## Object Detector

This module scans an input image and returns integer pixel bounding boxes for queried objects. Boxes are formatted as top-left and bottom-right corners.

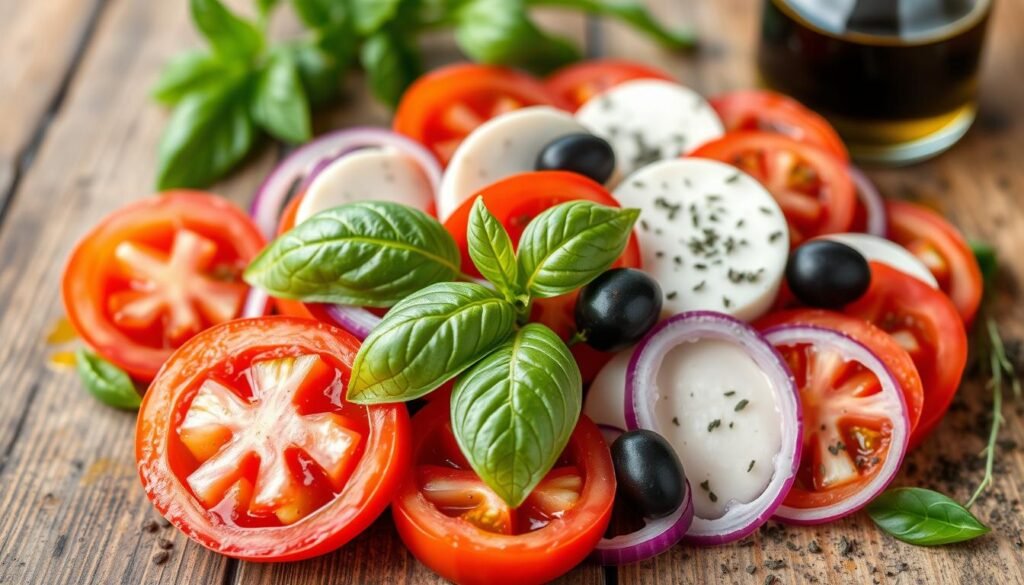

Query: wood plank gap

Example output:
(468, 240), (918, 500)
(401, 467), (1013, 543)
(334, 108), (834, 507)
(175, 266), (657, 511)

(0, 0), (112, 230)
(0, 380), (38, 475)
(603, 566), (617, 585)
(223, 557), (240, 585)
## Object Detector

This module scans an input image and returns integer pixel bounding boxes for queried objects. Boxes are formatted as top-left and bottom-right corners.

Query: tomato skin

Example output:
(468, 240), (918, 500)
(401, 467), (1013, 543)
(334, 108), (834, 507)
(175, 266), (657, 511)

(843, 262), (968, 448)
(545, 59), (674, 110)
(886, 200), (982, 325)
(709, 90), (849, 161)
(136, 317), (410, 561)
(272, 194), (316, 319)
(393, 401), (614, 585)
(62, 191), (266, 381)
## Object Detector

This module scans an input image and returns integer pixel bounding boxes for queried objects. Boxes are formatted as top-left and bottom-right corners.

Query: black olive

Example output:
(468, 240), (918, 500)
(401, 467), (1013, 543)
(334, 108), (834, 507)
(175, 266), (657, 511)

(611, 430), (687, 519)
(786, 240), (871, 309)
(575, 268), (662, 352)
(535, 133), (616, 184)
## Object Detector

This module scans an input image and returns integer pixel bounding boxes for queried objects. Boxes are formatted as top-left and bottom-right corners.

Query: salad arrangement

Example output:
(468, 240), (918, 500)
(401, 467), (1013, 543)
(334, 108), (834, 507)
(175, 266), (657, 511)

(62, 55), (1011, 582)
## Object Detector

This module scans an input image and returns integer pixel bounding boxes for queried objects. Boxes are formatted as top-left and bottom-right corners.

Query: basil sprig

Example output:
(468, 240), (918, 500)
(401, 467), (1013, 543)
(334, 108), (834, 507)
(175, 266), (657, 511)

(868, 488), (990, 546)
(154, 0), (694, 188)
(467, 198), (527, 308)
(75, 350), (142, 410)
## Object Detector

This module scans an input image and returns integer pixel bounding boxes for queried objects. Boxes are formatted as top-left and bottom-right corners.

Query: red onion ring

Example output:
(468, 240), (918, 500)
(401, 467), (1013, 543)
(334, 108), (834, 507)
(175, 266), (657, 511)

(320, 303), (383, 341)
(594, 479), (694, 565)
(625, 311), (801, 545)
(849, 165), (887, 238)
(762, 324), (909, 525)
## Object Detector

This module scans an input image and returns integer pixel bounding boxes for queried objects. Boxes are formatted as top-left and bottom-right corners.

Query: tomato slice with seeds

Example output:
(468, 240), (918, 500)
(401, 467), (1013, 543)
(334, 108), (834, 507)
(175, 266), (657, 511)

(393, 64), (566, 165)
(545, 59), (674, 111)
(137, 317), (410, 561)
(886, 200), (983, 325)
(62, 191), (266, 380)
(691, 131), (856, 246)
(393, 401), (614, 585)
(843, 262), (968, 448)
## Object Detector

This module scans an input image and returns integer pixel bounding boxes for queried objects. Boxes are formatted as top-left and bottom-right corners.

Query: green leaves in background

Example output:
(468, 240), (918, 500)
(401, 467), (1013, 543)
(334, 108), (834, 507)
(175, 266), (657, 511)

(451, 323), (582, 507)
(151, 51), (242, 105)
(75, 350), (142, 410)
(251, 50), (311, 143)
(454, 0), (579, 74)
(867, 488), (990, 546)
(467, 198), (525, 306)
(191, 0), (264, 60)
(360, 28), (424, 107)
(347, 282), (516, 403)
(244, 201), (461, 306)
(527, 0), (696, 50)
(518, 200), (639, 298)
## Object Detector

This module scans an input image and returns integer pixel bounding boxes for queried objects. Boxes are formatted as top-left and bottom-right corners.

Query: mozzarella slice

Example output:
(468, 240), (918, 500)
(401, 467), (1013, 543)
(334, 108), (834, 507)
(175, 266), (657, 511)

(575, 79), (724, 179)
(613, 159), (789, 321)
(296, 147), (435, 223)
(583, 348), (633, 434)
(818, 233), (939, 289)
(436, 106), (589, 220)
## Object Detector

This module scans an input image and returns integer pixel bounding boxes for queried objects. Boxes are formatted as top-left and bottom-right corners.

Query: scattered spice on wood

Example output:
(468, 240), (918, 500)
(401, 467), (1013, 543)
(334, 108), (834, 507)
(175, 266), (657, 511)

(808, 540), (822, 554)
(157, 538), (174, 550)
(746, 564), (757, 575)
(838, 536), (856, 557)
(151, 551), (170, 565)
(765, 559), (786, 570)
(142, 520), (160, 534)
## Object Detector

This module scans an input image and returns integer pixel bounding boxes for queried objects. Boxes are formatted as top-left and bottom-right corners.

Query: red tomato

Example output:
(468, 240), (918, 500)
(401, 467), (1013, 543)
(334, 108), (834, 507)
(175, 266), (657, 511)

(62, 191), (266, 381)
(710, 90), (849, 161)
(756, 309), (925, 438)
(270, 194), (317, 319)
(394, 64), (566, 165)
(844, 262), (968, 447)
(545, 59), (674, 111)
(392, 400), (614, 585)
(886, 200), (983, 325)
(136, 317), (410, 561)
(443, 171), (642, 381)
(691, 131), (857, 246)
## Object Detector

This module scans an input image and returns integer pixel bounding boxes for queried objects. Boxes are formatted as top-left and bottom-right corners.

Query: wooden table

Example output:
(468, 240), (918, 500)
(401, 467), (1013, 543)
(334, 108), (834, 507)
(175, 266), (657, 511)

(1, 0), (1022, 583)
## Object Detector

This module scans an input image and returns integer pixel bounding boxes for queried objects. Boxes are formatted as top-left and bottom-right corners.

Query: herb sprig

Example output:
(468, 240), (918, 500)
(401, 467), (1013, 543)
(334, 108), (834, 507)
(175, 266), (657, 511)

(154, 0), (695, 189)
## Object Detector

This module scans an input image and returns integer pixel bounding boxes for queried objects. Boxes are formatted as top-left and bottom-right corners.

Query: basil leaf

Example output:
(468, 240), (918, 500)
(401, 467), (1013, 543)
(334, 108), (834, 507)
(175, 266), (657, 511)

(347, 282), (516, 403)
(518, 201), (640, 298)
(454, 0), (579, 74)
(244, 201), (461, 306)
(451, 323), (581, 507)
(468, 198), (524, 304)
(75, 350), (142, 410)
(867, 488), (990, 546)
(526, 0), (696, 50)
(190, 0), (264, 61)
(152, 51), (240, 105)
(971, 240), (998, 292)
(290, 0), (347, 26)
(251, 51), (311, 143)
(256, 0), (280, 18)
(351, 0), (403, 35)
(360, 28), (423, 108)
(156, 79), (255, 190)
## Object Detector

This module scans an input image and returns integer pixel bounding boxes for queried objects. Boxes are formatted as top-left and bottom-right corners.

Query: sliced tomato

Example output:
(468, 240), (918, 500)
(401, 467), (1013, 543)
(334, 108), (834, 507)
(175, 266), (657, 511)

(393, 400), (614, 585)
(843, 262), (968, 447)
(756, 309), (925, 440)
(62, 191), (266, 381)
(691, 131), (856, 246)
(710, 90), (849, 161)
(443, 171), (642, 381)
(886, 200), (982, 325)
(137, 317), (410, 561)
(393, 64), (566, 165)
(545, 59), (674, 111)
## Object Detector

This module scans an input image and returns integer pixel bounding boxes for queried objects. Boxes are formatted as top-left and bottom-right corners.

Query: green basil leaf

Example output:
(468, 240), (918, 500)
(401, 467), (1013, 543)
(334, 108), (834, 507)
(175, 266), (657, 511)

(290, 0), (347, 26)
(190, 0), (264, 60)
(151, 51), (240, 105)
(251, 51), (311, 143)
(351, 0), (403, 35)
(526, 0), (696, 50)
(518, 201), (639, 298)
(867, 488), (990, 546)
(451, 323), (581, 507)
(347, 282), (516, 403)
(244, 201), (461, 306)
(156, 79), (255, 190)
(467, 197), (524, 304)
(75, 349), (142, 410)
(970, 240), (997, 292)
(256, 0), (280, 18)
(454, 0), (580, 74)
(360, 28), (423, 108)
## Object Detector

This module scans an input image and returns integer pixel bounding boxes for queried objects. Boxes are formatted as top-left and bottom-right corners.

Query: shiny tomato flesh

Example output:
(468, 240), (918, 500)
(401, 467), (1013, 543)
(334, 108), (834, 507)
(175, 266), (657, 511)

(392, 400), (614, 585)
(62, 191), (266, 380)
(137, 317), (410, 561)
(691, 131), (856, 246)
(545, 59), (674, 111)
(393, 64), (566, 165)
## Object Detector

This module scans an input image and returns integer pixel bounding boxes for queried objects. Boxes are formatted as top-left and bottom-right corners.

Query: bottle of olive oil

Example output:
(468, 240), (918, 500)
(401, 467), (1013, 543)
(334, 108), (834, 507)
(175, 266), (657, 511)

(758, 0), (991, 165)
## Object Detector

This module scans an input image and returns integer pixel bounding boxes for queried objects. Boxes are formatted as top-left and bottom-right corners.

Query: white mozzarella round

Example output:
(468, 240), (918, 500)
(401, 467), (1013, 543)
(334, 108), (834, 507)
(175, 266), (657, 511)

(818, 233), (939, 289)
(436, 106), (589, 220)
(583, 348), (633, 434)
(296, 147), (435, 223)
(575, 79), (724, 179)
(613, 158), (789, 321)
